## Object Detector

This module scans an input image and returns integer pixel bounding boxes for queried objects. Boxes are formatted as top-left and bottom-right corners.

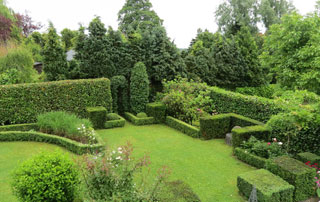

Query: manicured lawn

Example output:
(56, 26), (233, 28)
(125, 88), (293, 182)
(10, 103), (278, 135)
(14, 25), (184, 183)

(0, 142), (69, 202)
(98, 122), (255, 202)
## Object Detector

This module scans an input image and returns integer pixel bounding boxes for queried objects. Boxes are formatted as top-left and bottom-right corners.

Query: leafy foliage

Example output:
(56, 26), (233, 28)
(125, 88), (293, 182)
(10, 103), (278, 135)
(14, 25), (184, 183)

(111, 75), (129, 114)
(11, 151), (80, 202)
(261, 13), (320, 94)
(60, 28), (77, 50)
(130, 62), (149, 114)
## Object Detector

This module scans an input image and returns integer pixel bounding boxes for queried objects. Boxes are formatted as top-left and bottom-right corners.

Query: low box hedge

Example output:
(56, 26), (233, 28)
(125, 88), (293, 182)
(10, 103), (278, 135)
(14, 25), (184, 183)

(266, 156), (316, 202)
(0, 131), (104, 155)
(105, 113), (125, 129)
(146, 102), (166, 123)
(295, 152), (320, 166)
(124, 112), (155, 126)
(86, 106), (107, 129)
(237, 169), (294, 202)
(234, 147), (268, 169)
(166, 116), (200, 138)
(0, 78), (112, 125)
(199, 113), (264, 140)
(0, 123), (38, 132)
(232, 125), (270, 148)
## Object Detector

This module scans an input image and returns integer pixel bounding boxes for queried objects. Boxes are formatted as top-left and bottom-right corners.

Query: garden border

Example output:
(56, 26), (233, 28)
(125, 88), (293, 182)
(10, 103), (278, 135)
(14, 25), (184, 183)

(124, 112), (155, 126)
(166, 116), (200, 138)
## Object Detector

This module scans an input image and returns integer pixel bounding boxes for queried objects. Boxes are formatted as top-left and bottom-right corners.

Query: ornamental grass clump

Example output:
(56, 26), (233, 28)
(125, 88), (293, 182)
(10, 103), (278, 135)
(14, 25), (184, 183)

(37, 111), (96, 144)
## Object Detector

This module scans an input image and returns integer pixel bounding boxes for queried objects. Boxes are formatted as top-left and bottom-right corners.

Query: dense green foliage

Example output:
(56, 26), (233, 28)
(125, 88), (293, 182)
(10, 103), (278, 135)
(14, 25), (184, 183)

(111, 75), (129, 114)
(146, 102), (166, 123)
(0, 123), (37, 132)
(124, 112), (155, 126)
(235, 85), (275, 99)
(105, 113), (125, 129)
(296, 152), (320, 165)
(266, 156), (316, 201)
(165, 116), (200, 138)
(42, 24), (68, 81)
(0, 48), (37, 84)
(37, 111), (94, 143)
(232, 125), (270, 148)
(130, 62), (149, 114)
(60, 28), (77, 50)
(0, 131), (104, 154)
(261, 13), (320, 94)
(86, 107), (107, 129)
(11, 151), (80, 202)
(237, 169), (294, 202)
(234, 147), (267, 169)
(0, 78), (112, 125)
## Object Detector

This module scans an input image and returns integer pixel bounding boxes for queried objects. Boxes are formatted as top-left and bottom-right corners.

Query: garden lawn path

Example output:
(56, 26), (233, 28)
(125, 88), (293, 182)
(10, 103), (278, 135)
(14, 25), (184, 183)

(97, 122), (255, 202)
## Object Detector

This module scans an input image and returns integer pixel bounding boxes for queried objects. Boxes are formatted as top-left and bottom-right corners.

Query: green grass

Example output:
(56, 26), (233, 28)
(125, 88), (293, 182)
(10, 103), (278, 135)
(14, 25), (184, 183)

(98, 122), (255, 202)
(0, 142), (69, 202)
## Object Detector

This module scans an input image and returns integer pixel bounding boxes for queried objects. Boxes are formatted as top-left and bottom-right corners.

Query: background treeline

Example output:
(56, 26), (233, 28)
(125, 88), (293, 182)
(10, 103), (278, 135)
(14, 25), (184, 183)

(2, 0), (320, 95)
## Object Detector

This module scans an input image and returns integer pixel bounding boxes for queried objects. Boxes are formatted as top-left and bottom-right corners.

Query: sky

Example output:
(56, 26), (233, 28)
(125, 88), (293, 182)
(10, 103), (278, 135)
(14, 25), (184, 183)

(6, 0), (319, 48)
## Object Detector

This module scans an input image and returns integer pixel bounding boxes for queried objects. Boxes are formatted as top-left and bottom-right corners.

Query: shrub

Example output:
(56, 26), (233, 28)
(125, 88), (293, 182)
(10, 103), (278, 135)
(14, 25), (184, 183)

(111, 75), (129, 114)
(0, 78), (112, 125)
(86, 106), (107, 129)
(105, 113), (125, 129)
(235, 85), (275, 99)
(0, 131), (104, 154)
(130, 62), (149, 114)
(124, 112), (155, 126)
(234, 148), (267, 169)
(232, 125), (270, 148)
(77, 142), (170, 201)
(37, 111), (95, 144)
(200, 114), (230, 140)
(0, 123), (38, 132)
(266, 156), (316, 201)
(237, 169), (294, 202)
(166, 116), (200, 138)
(159, 77), (215, 124)
(0, 47), (38, 84)
(296, 152), (320, 166)
(146, 102), (166, 123)
(137, 112), (148, 118)
(11, 151), (80, 202)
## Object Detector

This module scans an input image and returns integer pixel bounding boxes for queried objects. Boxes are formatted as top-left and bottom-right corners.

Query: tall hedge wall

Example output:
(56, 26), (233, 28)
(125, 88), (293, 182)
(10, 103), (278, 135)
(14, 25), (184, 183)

(209, 87), (288, 122)
(0, 78), (112, 124)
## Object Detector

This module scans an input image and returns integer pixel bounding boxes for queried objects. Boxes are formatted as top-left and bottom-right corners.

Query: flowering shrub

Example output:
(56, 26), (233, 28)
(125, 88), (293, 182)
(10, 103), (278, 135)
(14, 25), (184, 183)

(77, 142), (171, 201)
(77, 124), (97, 145)
(305, 161), (320, 197)
(241, 136), (286, 159)
(158, 77), (215, 124)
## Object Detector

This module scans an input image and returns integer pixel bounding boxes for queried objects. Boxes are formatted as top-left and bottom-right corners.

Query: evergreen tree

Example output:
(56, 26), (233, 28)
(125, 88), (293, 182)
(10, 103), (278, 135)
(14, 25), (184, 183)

(130, 62), (149, 114)
(61, 28), (77, 50)
(42, 23), (68, 81)
(118, 0), (162, 34)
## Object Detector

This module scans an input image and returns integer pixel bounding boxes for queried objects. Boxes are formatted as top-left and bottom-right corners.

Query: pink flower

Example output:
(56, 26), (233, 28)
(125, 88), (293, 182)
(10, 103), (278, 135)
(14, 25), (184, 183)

(267, 142), (271, 145)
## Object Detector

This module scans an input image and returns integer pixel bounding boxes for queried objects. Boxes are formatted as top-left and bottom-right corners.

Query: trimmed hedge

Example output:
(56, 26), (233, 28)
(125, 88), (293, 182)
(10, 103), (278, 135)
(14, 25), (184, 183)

(266, 156), (316, 202)
(296, 152), (320, 165)
(146, 102), (166, 123)
(105, 113), (125, 129)
(209, 87), (287, 122)
(166, 116), (200, 138)
(0, 131), (104, 155)
(237, 169), (294, 202)
(234, 147), (267, 169)
(0, 123), (38, 132)
(200, 114), (230, 139)
(232, 125), (270, 148)
(0, 78), (112, 125)
(200, 113), (265, 140)
(86, 107), (107, 129)
(124, 112), (155, 126)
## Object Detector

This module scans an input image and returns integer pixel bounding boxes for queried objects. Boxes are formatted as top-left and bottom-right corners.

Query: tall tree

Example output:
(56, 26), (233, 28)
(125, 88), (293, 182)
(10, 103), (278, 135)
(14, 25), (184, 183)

(42, 24), (68, 81)
(215, 0), (260, 35)
(118, 0), (162, 34)
(259, 0), (295, 29)
(61, 28), (77, 50)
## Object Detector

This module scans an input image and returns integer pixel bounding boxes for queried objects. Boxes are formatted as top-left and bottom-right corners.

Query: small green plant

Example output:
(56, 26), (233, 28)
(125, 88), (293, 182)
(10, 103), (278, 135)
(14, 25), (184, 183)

(241, 136), (286, 159)
(137, 112), (148, 118)
(77, 142), (171, 201)
(37, 111), (95, 144)
(106, 113), (121, 120)
(11, 151), (80, 202)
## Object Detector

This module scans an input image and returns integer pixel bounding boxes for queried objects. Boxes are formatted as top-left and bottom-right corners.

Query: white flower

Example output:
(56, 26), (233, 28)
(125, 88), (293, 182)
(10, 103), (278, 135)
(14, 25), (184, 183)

(112, 151), (116, 154)
(278, 142), (283, 145)
(116, 156), (122, 160)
